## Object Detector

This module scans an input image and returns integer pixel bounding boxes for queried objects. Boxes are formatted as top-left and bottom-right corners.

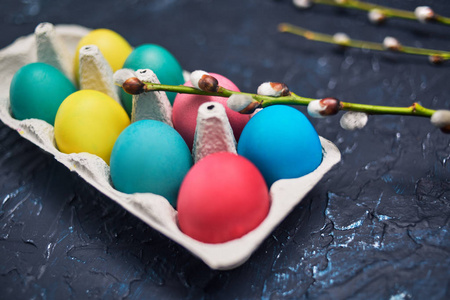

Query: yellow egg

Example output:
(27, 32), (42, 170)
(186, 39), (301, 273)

(73, 28), (133, 84)
(54, 90), (130, 164)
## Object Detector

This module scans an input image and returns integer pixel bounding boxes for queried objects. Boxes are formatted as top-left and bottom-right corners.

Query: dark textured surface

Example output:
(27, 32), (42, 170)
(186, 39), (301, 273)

(0, 0), (449, 299)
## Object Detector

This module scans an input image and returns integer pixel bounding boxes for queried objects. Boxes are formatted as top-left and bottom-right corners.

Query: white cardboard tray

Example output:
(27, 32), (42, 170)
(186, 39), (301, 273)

(0, 24), (341, 270)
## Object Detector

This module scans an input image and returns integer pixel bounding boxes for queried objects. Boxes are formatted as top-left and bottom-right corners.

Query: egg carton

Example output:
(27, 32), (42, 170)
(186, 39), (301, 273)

(0, 24), (341, 270)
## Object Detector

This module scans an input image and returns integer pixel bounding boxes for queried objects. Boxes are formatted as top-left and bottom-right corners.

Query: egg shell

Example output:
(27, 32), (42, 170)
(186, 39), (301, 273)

(172, 73), (250, 150)
(121, 44), (185, 114)
(54, 90), (130, 164)
(177, 152), (270, 244)
(9, 62), (76, 125)
(237, 105), (323, 186)
(73, 28), (133, 84)
(110, 120), (193, 207)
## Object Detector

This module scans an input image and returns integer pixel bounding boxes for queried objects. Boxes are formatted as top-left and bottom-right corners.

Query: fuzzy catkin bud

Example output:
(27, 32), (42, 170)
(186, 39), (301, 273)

(415, 6), (435, 23)
(293, 0), (313, 9)
(257, 82), (290, 97)
(383, 37), (401, 51)
(332, 33), (350, 46)
(429, 55), (445, 65)
(308, 98), (341, 118)
(190, 70), (209, 89)
(430, 110), (450, 133)
(227, 94), (261, 114)
(368, 9), (386, 24)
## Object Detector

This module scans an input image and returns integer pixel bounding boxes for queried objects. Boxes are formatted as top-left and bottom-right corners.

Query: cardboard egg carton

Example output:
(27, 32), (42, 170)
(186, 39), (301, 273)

(0, 24), (341, 270)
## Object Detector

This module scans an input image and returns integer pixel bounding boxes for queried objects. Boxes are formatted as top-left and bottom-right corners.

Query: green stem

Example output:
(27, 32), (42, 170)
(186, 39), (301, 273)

(261, 97), (435, 117)
(144, 83), (316, 105)
(315, 0), (415, 19)
(141, 82), (436, 117)
(278, 23), (450, 59)
(312, 0), (450, 24)
(435, 14), (450, 25)
(339, 102), (435, 117)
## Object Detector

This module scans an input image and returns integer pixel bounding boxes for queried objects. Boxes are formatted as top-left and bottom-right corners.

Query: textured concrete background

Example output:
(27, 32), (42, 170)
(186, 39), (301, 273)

(0, 0), (449, 299)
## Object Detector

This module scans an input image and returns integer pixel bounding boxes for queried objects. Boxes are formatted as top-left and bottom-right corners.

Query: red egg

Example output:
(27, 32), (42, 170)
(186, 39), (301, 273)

(177, 152), (270, 244)
(172, 73), (250, 150)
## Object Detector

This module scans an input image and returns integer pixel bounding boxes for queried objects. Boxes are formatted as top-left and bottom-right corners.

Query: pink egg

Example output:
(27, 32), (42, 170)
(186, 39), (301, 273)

(172, 73), (250, 150)
(177, 152), (270, 244)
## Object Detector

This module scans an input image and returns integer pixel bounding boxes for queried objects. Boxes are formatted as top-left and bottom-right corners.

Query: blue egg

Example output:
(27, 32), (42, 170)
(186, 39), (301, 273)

(110, 120), (193, 207)
(237, 105), (323, 186)
(9, 62), (76, 125)
(121, 44), (185, 115)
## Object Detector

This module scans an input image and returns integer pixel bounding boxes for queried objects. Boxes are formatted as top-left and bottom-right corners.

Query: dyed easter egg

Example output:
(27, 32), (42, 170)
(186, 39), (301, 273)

(73, 28), (133, 84)
(177, 152), (270, 244)
(54, 90), (130, 164)
(110, 120), (193, 207)
(172, 73), (250, 150)
(237, 105), (322, 187)
(9, 62), (76, 125)
(121, 44), (185, 114)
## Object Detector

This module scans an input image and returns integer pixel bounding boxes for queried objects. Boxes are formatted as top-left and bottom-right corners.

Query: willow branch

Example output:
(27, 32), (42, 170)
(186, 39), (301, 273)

(309, 0), (450, 25)
(278, 23), (450, 61)
(141, 82), (436, 118)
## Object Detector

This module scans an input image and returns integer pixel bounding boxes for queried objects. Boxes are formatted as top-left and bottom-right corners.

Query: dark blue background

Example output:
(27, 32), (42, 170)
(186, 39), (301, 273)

(0, 0), (449, 299)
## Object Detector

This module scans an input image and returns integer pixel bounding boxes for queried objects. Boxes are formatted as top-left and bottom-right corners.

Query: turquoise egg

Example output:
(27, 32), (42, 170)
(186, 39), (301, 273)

(110, 120), (193, 207)
(237, 105), (323, 187)
(9, 62), (76, 125)
(121, 44), (185, 115)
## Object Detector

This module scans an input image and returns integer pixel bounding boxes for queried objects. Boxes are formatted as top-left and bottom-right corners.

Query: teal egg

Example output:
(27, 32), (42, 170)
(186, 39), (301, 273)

(110, 120), (193, 207)
(237, 105), (323, 187)
(9, 62), (76, 125)
(121, 44), (185, 115)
